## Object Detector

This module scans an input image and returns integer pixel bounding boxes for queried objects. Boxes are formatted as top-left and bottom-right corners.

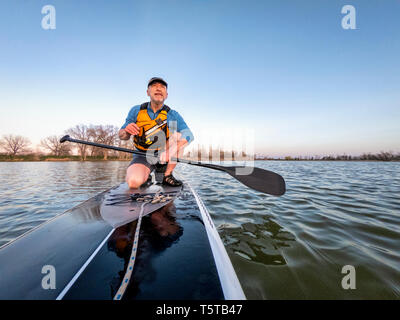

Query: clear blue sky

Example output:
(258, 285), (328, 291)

(1, 0), (399, 157)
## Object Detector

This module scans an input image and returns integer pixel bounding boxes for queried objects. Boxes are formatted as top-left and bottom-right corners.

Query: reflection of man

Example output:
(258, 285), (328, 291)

(108, 202), (183, 258)
(119, 77), (194, 188)
(108, 202), (183, 297)
(108, 202), (182, 258)
(149, 203), (182, 239)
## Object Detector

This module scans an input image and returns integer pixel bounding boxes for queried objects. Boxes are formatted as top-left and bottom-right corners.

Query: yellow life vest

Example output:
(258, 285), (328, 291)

(133, 103), (170, 151)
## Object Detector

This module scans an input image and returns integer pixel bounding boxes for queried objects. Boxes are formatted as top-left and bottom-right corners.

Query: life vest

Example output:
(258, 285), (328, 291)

(133, 102), (170, 151)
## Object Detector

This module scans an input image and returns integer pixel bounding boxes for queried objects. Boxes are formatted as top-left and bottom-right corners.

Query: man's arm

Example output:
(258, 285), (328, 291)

(119, 106), (141, 140)
(119, 129), (131, 140)
(119, 123), (140, 140)
(167, 110), (194, 144)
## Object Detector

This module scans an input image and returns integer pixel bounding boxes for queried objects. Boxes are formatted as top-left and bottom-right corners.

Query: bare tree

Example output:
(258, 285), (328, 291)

(0, 134), (31, 157)
(377, 151), (394, 161)
(116, 138), (134, 160)
(40, 135), (71, 156)
(66, 124), (90, 160)
(88, 125), (119, 160)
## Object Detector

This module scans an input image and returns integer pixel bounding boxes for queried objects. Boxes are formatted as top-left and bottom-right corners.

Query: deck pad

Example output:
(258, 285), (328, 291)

(100, 183), (181, 228)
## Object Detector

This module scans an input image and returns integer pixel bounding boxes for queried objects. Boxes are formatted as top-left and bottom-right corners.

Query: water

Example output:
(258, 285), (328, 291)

(0, 161), (399, 299)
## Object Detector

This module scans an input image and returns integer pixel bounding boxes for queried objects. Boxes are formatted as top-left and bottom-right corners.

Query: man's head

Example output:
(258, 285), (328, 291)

(147, 77), (168, 105)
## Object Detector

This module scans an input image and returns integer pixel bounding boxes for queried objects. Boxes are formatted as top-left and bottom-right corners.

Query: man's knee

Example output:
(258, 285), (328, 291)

(126, 175), (146, 189)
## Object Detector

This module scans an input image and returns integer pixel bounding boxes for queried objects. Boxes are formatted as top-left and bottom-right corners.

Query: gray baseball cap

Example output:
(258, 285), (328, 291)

(147, 77), (168, 88)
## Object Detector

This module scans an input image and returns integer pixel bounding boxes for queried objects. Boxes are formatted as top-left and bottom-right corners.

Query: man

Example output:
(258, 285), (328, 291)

(119, 77), (194, 189)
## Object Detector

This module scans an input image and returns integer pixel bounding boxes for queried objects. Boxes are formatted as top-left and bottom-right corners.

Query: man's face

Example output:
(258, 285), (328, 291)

(147, 82), (168, 104)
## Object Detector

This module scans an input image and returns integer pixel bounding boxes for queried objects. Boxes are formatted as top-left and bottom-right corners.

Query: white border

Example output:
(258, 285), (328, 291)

(188, 184), (246, 300)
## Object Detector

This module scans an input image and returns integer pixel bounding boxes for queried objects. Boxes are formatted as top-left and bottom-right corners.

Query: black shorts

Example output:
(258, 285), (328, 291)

(129, 153), (168, 174)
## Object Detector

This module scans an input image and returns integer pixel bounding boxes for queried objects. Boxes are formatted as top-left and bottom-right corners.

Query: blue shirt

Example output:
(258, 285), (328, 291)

(121, 103), (194, 144)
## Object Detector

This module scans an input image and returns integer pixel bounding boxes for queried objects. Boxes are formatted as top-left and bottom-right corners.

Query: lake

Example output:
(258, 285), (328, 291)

(0, 161), (399, 299)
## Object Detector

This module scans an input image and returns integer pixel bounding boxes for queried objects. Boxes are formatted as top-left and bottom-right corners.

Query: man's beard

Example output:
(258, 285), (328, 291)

(152, 96), (164, 105)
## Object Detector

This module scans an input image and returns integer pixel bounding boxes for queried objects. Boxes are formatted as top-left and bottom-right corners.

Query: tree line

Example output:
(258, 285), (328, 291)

(1, 127), (399, 162)
(256, 152), (400, 161)
(0, 125), (133, 161)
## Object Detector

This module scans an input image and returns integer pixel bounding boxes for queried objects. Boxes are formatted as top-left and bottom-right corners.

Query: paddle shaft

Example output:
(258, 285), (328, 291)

(62, 135), (163, 159)
(61, 135), (229, 169)
(60, 135), (286, 196)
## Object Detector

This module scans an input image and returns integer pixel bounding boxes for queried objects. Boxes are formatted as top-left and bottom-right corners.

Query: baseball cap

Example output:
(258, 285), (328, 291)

(148, 77), (168, 88)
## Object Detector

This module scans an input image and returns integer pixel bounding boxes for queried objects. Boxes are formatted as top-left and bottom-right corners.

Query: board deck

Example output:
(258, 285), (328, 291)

(0, 182), (238, 300)
(62, 184), (224, 300)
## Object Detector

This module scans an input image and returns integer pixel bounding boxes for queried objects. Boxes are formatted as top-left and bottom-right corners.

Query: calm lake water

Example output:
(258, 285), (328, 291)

(0, 161), (399, 299)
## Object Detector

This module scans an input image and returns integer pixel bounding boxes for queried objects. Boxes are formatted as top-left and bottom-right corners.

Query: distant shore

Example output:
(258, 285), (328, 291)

(1, 155), (399, 162)
(0, 155), (130, 162)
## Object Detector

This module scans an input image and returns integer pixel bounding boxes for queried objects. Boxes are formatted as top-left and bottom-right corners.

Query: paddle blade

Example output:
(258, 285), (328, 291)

(225, 166), (286, 196)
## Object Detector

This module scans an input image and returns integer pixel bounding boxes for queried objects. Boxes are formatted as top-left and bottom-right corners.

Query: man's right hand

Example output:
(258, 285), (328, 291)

(125, 123), (140, 136)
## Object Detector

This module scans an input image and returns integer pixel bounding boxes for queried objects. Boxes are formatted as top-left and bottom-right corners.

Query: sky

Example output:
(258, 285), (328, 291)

(0, 0), (399, 157)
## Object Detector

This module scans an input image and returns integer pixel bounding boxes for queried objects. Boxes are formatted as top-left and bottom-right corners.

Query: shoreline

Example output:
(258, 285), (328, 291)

(0, 158), (399, 163)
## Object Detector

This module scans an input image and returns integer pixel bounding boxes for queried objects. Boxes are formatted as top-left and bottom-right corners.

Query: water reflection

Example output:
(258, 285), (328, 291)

(220, 217), (295, 266)
(107, 202), (183, 299)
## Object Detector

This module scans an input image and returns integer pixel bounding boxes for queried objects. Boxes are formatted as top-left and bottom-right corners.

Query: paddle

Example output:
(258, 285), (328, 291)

(60, 135), (286, 196)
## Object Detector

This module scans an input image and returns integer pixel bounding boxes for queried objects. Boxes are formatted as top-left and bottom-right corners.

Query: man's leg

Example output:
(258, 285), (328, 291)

(164, 131), (182, 176)
(164, 162), (176, 176)
(162, 161), (182, 186)
(126, 163), (151, 189)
